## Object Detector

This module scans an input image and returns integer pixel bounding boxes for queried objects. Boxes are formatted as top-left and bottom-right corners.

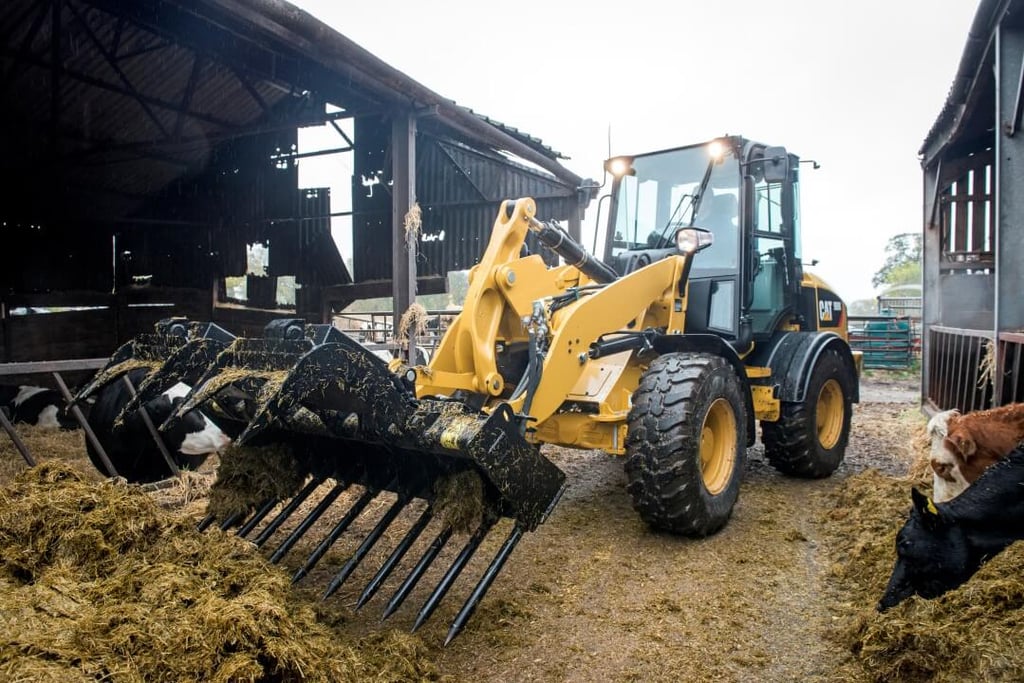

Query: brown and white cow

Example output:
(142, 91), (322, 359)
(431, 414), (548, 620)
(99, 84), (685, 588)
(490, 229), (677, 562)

(928, 403), (1024, 502)
(927, 409), (964, 502)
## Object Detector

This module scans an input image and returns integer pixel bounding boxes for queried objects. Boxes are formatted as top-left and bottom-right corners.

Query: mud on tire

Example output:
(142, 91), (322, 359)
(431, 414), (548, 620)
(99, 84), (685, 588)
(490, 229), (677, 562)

(624, 352), (747, 536)
(761, 347), (853, 478)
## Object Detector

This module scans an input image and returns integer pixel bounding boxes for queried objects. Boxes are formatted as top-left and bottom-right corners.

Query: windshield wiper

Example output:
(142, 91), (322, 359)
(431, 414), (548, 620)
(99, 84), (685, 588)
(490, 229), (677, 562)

(653, 156), (718, 247)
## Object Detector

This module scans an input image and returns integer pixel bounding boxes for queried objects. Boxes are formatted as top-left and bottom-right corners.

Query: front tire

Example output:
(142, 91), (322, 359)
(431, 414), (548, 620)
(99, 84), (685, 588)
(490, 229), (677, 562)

(761, 346), (853, 478)
(624, 353), (747, 536)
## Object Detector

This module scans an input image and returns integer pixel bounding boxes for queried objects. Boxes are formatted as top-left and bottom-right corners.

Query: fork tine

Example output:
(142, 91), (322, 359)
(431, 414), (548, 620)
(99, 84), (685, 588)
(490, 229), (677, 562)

(218, 511), (245, 531)
(269, 480), (348, 564)
(355, 506), (433, 609)
(411, 518), (495, 633)
(197, 513), (216, 532)
(381, 524), (453, 622)
(445, 523), (525, 645)
(253, 476), (323, 548)
(236, 498), (278, 538)
(291, 486), (377, 584)
(323, 493), (408, 599)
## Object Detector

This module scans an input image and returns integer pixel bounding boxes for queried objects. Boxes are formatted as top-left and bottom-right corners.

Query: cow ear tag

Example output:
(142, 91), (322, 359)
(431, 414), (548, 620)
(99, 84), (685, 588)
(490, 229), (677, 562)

(911, 488), (938, 516)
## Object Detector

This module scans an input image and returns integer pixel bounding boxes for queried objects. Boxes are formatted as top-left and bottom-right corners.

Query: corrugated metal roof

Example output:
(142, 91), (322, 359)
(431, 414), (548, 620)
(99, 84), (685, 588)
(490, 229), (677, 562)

(0, 0), (583, 215)
(920, 0), (1013, 164)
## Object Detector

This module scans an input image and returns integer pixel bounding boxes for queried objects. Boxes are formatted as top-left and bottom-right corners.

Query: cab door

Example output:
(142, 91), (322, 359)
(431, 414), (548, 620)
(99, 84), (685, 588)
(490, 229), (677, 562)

(745, 147), (801, 338)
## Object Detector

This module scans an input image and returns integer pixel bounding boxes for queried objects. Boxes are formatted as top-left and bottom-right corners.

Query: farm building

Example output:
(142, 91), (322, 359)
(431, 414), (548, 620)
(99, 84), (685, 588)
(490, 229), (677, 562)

(0, 0), (590, 378)
(922, 0), (1024, 411)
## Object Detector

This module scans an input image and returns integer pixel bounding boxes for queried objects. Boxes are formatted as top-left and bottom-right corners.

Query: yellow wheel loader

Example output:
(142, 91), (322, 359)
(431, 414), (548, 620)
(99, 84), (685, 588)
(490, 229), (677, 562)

(77, 135), (858, 643)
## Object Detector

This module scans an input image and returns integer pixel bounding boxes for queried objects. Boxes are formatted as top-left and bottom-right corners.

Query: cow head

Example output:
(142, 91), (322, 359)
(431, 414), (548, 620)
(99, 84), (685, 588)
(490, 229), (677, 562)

(944, 428), (977, 461)
(144, 394), (230, 456)
(928, 409), (967, 502)
(878, 488), (977, 611)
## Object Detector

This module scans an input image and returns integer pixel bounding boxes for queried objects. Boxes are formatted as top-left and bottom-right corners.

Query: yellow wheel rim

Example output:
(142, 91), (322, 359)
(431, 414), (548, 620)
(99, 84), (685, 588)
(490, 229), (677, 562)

(816, 379), (844, 450)
(700, 398), (737, 494)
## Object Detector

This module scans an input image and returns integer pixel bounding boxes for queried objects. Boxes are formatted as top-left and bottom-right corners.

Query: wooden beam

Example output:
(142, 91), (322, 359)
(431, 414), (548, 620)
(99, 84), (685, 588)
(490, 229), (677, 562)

(322, 276), (446, 313)
(0, 358), (108, 376)
(391, 112), (417, 361)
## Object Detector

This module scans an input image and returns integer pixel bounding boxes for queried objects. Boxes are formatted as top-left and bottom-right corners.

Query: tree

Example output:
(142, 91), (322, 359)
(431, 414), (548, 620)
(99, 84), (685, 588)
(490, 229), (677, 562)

(872, 233), (921, 289)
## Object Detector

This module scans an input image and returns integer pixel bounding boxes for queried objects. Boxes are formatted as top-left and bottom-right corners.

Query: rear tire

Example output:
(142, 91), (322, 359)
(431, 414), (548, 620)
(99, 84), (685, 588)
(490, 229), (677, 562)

(761, 347), (853, 478)
(624, 353), (747, 536)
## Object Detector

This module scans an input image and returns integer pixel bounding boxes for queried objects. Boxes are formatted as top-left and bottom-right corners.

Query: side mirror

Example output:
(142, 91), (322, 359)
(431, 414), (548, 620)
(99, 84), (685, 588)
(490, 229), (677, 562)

(762, 146), (790, 183)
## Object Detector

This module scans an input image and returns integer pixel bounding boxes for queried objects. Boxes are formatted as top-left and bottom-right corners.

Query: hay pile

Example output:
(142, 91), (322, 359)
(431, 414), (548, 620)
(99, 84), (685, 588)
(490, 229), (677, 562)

(433, 469), (485, 534)
(206, 443), (305, 521)
(0, 425), (94, 487)
(0, 464), (446, 682)
(825, 468), (1024, 681)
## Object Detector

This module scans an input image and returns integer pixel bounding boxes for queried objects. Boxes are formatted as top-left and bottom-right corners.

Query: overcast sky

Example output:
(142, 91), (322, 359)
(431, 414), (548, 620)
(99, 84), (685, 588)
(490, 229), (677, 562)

(292, 0), (979, 303)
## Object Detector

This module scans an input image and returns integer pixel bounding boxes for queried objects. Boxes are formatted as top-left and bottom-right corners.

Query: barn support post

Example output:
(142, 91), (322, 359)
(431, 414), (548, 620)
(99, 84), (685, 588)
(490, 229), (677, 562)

(996, 22), (1024, 402)
(922, 161), (942, 409)
(391, 111), (417, 362)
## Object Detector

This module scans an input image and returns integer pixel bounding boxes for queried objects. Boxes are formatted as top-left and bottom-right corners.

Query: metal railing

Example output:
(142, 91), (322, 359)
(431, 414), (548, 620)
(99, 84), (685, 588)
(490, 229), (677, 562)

(925, 325), (994, 413)
(848, 315), (920, 369)
(332, 309), (459, 360)
(997, 331), (1024, 405)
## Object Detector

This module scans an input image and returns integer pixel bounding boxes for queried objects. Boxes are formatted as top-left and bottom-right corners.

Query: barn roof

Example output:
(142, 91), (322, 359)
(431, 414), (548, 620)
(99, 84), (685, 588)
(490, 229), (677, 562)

(0, 0), (585, 222)
(919, 0), (1023, 165)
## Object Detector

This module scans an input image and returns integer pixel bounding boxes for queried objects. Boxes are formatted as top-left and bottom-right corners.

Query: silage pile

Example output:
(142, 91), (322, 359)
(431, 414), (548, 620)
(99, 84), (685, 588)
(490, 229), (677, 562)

(0, 463), (445, 682)
(825, 466), (1024, 681)
(206, 443), (305, 521)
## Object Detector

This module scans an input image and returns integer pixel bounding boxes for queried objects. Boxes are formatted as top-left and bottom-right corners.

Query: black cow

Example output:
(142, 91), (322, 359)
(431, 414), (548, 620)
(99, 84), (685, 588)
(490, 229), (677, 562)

(0, 384), (77, 429)
(878, 445), (1024, 610)
(87, 368), (230, 482)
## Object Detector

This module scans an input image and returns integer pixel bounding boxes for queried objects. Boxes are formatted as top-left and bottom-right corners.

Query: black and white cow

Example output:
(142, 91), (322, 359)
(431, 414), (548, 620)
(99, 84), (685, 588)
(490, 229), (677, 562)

(0, 384), (77, 429)
(878, 445), (1024, 610)
(87, 368), (230, 482)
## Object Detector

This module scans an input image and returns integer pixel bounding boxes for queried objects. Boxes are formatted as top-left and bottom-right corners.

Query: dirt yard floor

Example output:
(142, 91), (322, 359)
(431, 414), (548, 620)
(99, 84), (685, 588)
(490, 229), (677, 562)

(4, 369), (1022, 682)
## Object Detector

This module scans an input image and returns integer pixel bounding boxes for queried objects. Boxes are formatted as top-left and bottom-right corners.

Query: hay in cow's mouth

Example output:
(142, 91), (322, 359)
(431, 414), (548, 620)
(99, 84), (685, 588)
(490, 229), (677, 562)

(824, 467), (1024, 682)
(0, 463), (444, 682)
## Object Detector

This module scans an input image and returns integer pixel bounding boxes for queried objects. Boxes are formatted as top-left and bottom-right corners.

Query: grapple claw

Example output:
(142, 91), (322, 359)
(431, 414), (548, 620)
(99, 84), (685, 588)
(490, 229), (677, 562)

(182, 316), (567, 643)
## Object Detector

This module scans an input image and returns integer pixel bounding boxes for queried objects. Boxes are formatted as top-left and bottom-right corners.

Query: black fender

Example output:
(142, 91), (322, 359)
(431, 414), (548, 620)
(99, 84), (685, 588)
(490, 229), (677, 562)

(756, 331), (860, 405)
(651, 334), (757, 447)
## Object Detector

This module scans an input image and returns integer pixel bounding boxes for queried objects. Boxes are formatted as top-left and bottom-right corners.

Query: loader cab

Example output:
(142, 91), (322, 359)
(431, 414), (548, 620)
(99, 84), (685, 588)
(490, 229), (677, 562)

(604, 137), (803, 346)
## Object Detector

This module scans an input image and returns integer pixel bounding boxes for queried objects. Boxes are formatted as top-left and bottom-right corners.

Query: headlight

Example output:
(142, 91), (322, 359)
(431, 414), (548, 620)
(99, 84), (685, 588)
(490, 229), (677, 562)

(675, 228), (714, 254)
(604, 156), (635, 177)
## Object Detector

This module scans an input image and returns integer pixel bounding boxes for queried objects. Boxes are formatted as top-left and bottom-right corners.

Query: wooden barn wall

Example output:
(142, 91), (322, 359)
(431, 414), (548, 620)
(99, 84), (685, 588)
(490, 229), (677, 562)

(0, 287), (210, 363)
(351, 116), (579, 282)
(123, 128), (300, 286)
